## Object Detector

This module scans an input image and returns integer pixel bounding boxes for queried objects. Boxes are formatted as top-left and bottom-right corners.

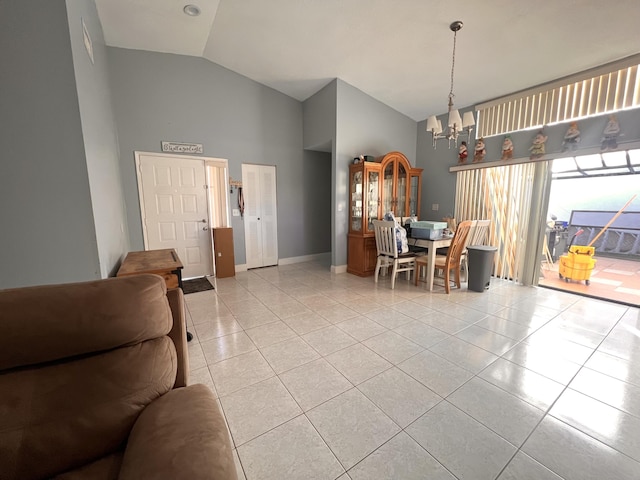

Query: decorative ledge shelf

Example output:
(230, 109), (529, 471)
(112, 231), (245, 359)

(448, 140), (640, 173)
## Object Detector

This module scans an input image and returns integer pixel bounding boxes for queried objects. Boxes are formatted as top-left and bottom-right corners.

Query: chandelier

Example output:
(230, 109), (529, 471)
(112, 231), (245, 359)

(426, 21), (475, 149)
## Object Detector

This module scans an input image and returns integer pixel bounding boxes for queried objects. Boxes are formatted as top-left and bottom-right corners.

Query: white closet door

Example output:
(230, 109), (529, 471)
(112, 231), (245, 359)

(259, 166), (278, 267)
(243, 165), (263, 269)
(242, 164), (278, 269)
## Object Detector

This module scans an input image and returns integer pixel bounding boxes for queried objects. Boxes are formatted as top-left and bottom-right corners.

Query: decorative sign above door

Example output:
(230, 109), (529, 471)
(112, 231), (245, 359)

(161, 141), (203, 154)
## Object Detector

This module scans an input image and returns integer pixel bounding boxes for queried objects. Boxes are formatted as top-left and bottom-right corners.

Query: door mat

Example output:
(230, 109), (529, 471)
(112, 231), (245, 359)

(182, 277), (214, 294)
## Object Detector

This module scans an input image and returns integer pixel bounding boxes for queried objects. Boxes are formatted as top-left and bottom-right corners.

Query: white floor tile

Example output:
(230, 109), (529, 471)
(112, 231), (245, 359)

(244, 320), (297, 348)
(334, 316), (388, 341)
(363, 331), (424, 365)
(237, 415), (344, 480)
(398, 350), (474, 397)
(479, 358), (565, 410)
(325, 343), (392, 385)
(364, 307), (414, 329)
(454, 325), (519, 356)
(357, 367), (441, 428)
(392, 320), (450, 348)
(200, 331), (257, 365)
(501, 342), (583, 385)
(584, 350), (640, 387)
(418, 311), (476, 334)
(259, 336), (320, 374)
(497, 451), (563, 480)
(281, 311), (331, 335)
(302, 326), (358, 356)
(307, 389), (401, 470)
(279, 358), (353, 411)
(474, 315), (535, 341)
(550, 388), (640, 462)
(348, 432), (455, 480)
(428, 336), (499, 373)
(209, 350), (275, 396)
(448, 377), (545, 446)
(220, 376), (302, 446)
(193, 316), (243, 342)
(522, 415), (640, 480)
(569, 367), (640, 418)
(185, 262), (639, 479)
(314, 303), (360, 323)
(406, 401), (516, 480)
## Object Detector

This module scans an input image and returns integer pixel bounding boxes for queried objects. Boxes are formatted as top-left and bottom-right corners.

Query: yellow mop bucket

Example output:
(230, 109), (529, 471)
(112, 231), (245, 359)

(559, 243), (596, 285)
(557, 195), (637, 286)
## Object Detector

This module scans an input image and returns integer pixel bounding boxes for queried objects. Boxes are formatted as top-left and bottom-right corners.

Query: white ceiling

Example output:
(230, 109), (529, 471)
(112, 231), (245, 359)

(96, 0), (640, 121)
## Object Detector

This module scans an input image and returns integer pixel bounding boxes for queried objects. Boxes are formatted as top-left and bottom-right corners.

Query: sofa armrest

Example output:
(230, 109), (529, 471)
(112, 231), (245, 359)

(119, 385), (237, 480)
(167, 288), (189, 388)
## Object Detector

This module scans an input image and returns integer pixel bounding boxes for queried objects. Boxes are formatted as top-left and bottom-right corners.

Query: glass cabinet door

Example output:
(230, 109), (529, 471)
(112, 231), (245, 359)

(396, 161), (407, 216)
(350, 170), (363, 232)
(409, 174), (420, 216)
(383, 162), (394, 215)
(366, 170), (380, 232)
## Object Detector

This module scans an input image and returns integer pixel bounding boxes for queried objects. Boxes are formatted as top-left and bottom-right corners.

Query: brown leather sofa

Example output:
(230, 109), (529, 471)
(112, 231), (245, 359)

(0, 274), (237, 480)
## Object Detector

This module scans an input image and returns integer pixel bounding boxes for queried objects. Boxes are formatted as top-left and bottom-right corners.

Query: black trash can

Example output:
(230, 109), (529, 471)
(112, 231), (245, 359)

(467, 245), (498, 292)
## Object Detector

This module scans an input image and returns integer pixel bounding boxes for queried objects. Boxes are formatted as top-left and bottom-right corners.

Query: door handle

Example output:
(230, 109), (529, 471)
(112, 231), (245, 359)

(203, 226), (209, 231)
(199, 219), (207, 223)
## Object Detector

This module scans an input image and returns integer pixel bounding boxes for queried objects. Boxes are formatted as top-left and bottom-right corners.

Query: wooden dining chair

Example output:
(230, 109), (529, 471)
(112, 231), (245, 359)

(415, 220), (473, 293)
(372, 220), (416, 289)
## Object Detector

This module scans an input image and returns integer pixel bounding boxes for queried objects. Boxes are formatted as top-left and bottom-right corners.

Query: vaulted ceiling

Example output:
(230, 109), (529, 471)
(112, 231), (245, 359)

(95, 0), (640, 121)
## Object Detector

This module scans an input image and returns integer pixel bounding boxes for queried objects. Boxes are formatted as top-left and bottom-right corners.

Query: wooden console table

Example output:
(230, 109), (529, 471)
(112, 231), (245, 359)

(117, 248), (184, 290)
(117, 249), (192, 341)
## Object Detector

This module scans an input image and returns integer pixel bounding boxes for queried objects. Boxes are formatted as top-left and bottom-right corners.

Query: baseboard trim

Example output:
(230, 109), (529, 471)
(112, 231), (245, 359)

(331, 264), (348, 274)
(278, 252), (331, 266)
(234, 264), (248, 272)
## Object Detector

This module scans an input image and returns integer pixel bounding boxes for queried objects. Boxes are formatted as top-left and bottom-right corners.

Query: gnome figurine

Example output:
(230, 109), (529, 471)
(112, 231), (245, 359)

(561, 122), (581, 152)
(458, 141), (468, 164)
(601, 115), (620, 151)
(529, 131), (548, 160)
(473, 138), (486, 163)
(501, 135), (514, 160)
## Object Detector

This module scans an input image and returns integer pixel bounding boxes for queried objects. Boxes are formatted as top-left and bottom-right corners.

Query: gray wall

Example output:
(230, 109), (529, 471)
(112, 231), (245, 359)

(303, 81), (337, 152)
(301, 151), (332, 255)
(65, 0), (129, 277)
(415, 108), (476, 220)
(302, 80), (337, 263)
(106, 48), (309, 265)
(0, 0), (100, 289)
(334, 79), (417, 266)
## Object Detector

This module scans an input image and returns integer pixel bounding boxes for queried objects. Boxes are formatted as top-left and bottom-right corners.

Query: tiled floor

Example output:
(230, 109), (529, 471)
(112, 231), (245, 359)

(184, 260), (640, 480)
(540, 255), (640, 307)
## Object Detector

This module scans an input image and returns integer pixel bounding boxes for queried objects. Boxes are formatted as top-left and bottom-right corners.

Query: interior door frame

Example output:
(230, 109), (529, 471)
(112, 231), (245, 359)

(134, 151), (224, 277)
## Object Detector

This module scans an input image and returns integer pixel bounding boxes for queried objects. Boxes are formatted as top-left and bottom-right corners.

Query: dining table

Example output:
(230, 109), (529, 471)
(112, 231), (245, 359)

(407, 235), (453, 291)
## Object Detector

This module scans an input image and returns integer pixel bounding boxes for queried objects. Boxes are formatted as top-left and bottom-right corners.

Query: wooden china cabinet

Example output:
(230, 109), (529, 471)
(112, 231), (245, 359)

(347, 151), (422, 276)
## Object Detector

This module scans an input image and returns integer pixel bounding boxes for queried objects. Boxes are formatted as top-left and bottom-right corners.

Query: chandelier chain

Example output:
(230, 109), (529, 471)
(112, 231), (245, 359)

(449, 28), (457, 101)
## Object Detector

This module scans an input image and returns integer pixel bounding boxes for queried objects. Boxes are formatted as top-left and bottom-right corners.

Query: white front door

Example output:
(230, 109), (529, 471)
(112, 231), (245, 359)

(136, 152), (213, 278)
(243, 164), (278, 269)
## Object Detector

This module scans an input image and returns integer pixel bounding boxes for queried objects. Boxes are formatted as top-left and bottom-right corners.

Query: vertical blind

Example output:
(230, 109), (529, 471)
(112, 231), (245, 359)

(455, 162), (539, 283)
(476, 57), (640, 138)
